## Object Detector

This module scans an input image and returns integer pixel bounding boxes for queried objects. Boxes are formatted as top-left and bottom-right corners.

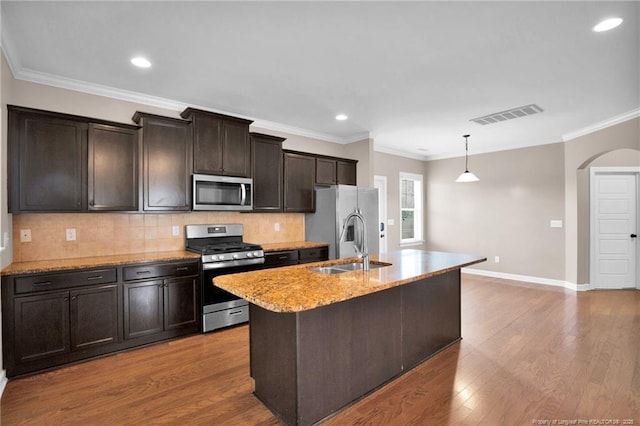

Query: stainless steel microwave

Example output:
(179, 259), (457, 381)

(192, 174), (253, 211)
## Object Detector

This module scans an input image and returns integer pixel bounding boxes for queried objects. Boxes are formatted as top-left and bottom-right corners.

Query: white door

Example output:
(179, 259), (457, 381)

(591, 171), (638, 289)
(374, 175), (388, 253)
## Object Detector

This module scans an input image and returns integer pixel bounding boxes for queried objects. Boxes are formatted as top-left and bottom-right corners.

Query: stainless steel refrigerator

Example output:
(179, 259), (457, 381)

(305, 185), (379, 260)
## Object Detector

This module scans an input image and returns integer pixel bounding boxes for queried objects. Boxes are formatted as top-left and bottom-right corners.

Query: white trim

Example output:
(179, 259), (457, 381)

(563, 108), (640, 142)
(0, 370), (7, 398)
(5, 63), (373, 146)
(589, 167), (640, 290)
(251, 120), (369, 144)
(374, 145), (430, 161)
(462, 268), (590, 291)
(373, 175), (388, 253)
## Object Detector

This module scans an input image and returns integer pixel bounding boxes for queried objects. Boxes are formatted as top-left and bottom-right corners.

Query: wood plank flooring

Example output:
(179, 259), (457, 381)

(1, 275), (639, 425)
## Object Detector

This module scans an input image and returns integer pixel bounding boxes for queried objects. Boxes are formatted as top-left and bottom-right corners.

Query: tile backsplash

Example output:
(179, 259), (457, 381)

(12, 212), (305, 262)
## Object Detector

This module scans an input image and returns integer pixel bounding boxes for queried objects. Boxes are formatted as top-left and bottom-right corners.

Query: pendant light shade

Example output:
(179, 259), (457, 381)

(455, 134), (479, 183)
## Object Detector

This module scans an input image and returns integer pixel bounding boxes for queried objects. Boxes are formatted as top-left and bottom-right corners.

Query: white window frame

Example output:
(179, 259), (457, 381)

(399, 172), (423, 246)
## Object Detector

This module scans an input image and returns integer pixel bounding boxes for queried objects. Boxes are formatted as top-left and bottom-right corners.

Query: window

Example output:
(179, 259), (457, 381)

(400, 172), (423, 244)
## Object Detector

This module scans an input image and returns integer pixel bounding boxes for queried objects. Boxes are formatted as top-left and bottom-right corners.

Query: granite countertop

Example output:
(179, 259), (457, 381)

(261, 241), (329, 252)
(214, 249), (486, 313)
(1, 251), (201, 276)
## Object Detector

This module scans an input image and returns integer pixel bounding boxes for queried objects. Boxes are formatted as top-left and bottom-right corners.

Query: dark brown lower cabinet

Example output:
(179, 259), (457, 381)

(2, 260), (199, 378)
(10, 284), (119, 375)
(14, 291), (70, 364)
(123, 280), (164, 339)
(123, 275), (198, 339)
(70, 285), (119, 351)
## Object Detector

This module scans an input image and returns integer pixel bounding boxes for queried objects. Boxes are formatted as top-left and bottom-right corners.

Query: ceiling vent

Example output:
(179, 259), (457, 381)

(470, 104), (543, 125)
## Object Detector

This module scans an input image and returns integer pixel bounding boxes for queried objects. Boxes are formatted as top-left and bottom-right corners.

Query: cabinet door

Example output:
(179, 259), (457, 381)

(14, 291), (70, 363)
(164, 276), (198, 331)
(141, 116), (191, 211)
(316, 158), (337, 185)
(222, 120), (251, 177)
(123, 280), (164, 339)
(192, 113), (223, 175)
(252, 135), (284, 211)
(337, 161), (357, 185)
(10, 109), (87, 212)
(283, 152), (316, 212)
(70, 285), (119, 351)
(88, 123), (138, 211)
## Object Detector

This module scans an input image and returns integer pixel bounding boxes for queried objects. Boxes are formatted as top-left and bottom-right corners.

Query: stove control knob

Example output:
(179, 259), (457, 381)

(233, 254), (240, 260)
(246, 252), (253, 257)
(254, 251), (262, 257)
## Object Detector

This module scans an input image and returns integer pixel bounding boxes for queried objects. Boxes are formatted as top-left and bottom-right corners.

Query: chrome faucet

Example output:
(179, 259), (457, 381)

(339, 208), (370, 271)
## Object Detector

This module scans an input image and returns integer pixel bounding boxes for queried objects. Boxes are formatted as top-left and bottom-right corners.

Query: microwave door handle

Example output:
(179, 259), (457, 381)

(240, 183), (247, 205)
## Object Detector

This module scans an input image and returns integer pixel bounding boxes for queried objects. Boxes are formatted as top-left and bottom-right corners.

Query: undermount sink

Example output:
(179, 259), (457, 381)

(309, 261), (391, 275)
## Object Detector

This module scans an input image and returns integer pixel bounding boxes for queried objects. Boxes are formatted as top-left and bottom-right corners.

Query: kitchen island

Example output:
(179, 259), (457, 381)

(214, 250), (485, 426)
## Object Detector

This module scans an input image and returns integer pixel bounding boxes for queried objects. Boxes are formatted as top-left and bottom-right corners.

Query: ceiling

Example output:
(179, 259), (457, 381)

(2, 1), (639, 160)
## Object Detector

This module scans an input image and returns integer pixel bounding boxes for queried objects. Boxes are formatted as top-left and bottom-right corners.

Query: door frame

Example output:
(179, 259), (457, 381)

(589, 167), (640, 289)
(374, 175), (388, 253)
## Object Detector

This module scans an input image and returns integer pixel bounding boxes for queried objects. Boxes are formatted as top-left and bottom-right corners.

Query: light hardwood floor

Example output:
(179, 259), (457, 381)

(1, 275), (639, 425)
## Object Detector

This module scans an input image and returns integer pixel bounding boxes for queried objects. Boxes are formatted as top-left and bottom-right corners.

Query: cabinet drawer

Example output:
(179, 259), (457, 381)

(14, 268), (117, 295)
(264, 251), (299, 268)
(298, 247), (329, 263)
(123, 261), (199, 281)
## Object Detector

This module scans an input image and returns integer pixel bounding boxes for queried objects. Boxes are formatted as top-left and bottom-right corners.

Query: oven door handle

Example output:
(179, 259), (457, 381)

(240, 183), (247, 206)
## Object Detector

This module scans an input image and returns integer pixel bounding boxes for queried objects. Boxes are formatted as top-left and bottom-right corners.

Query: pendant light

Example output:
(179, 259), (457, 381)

(455, 134), (479, 182)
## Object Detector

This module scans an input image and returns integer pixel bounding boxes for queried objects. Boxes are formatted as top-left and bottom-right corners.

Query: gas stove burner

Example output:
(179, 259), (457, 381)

(184, 223), (265, 270)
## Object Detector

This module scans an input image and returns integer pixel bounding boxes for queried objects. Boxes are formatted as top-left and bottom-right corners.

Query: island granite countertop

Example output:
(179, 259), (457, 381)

(214, 249), (486, 313)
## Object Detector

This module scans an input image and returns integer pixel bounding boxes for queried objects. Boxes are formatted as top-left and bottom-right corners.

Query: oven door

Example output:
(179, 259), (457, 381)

(201, 263), (262, 312)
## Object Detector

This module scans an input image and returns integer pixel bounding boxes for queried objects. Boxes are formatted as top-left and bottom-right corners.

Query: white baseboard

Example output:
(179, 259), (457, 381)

(462, 268), (590, 292)
(0, 369), (7, 398)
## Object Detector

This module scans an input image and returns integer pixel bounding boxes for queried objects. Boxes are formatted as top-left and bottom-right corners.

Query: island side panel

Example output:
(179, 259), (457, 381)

(249, 305), (299, 425)
(296, 287), (403, 425)
(401, 269), (461, 370)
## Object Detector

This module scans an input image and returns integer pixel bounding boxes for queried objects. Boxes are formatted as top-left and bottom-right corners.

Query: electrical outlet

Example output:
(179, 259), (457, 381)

(550, 220), (563, 228)
(274, 223), (280, 231)
(494, 256), (500, 263)
(172, 225), (180, 237)
(3, 232), (9, 247)
(20, 229), (31, 243)
(66, 228), (76, 241)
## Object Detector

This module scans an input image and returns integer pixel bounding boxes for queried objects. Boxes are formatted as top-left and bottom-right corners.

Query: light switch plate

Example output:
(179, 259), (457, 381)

(388, 219), (395, 226)
(172, 225), (180, 237)
(550, 220), (563, 228)
(274, 223), (280, 231)
(66, 228), (76, 241)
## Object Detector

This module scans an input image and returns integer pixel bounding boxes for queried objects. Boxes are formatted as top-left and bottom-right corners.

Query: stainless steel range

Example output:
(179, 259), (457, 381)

(185, 224), (264, 332)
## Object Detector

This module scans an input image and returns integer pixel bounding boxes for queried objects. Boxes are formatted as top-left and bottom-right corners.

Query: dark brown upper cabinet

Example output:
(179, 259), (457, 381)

(180, 108), (253, 178)
(88, 123), (138, 211)
(283, 151), (316, 212)
(133, 112), (192, 212)
(251, 133), (285, 212)
(9, 107), (87, 212)
(8, 106), (139, 213)
(315, 157), (357, 186)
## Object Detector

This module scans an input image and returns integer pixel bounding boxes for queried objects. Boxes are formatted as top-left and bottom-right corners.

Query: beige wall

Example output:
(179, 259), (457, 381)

(565, 117), (640, 284)
(424, 143), (566, 280)
(373, 151), (427, 252)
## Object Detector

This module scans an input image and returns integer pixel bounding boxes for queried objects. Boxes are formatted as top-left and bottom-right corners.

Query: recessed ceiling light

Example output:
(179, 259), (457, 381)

(335, 114), (348, 121)
(131, 56), (152, 68)
(593, 17), (623, 32)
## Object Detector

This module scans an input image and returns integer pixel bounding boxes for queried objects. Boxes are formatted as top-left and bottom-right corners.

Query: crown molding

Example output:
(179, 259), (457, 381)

(374, 144), (428, 161)
(7, 61), (372, 146)
(562, 107), (640, 142)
